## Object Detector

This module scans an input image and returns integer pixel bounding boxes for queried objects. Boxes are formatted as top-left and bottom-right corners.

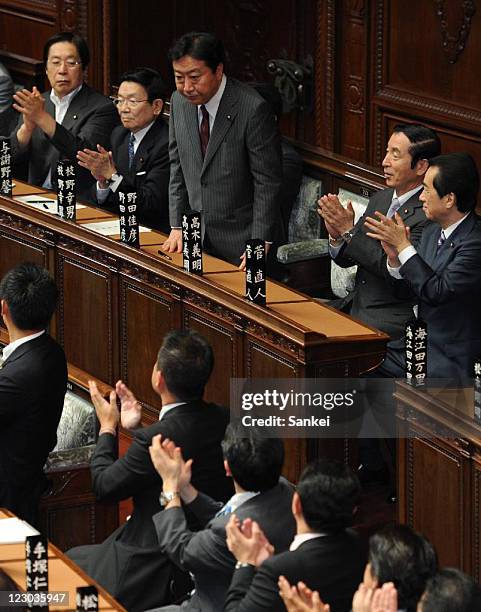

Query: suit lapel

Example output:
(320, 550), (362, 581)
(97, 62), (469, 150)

(60, 85), (90, 131)
(201, 79), (238, 175)
(423, 213), (475, 269)
(133, 120), (158, 172)
(1, 334), (47, 369)
(397, 189), (423, 223)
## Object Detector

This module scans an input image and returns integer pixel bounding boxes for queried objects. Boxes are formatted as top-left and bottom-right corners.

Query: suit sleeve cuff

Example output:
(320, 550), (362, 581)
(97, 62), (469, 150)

(398, 245), (417, 266)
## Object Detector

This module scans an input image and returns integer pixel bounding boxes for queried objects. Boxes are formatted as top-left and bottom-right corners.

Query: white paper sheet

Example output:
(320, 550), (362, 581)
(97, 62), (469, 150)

(0, 517), (39, 543)
(15, 195), (86, 213)
(82, 220), (152, 236)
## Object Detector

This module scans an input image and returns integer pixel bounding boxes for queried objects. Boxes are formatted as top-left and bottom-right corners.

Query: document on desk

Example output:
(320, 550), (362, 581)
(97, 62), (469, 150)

(0, 517), (39, 543)
(15, 194), (86, 213)
(82, 219), (152, 236)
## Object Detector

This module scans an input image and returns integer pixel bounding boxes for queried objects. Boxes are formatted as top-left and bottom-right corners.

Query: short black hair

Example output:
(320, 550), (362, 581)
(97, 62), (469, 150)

(296, 458), (360, 532)
(421, 568), (481, 612)
(119, 67), (167, 103)
(392, 124), (441, 168)
(156, 330), (213, 401)
(428, 152), (480, 213)
(169, 32), (225, 73)
(221, 421), (284, 491)
(369, 524), (437, 612)
(0, 263), (58, 330)
(43, 31), (90, 69)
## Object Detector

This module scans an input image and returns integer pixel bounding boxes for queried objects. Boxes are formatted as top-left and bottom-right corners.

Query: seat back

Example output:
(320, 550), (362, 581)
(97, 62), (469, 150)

(330, 188), (369, 298)
(288, 175), (322, 244)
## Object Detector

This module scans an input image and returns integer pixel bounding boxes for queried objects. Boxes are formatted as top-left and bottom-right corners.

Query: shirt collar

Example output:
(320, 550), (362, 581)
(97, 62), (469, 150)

(442, 212), (470, 240)
(50, 83), (83, 108)
(223, 490), (259, 514)
(131, 120), (155, 147)
(394, 184), (423, 207)
(3, 330), (45, 361)
(289, 532), (326, 551)
(199, 74), (227, 124)
(158, 401), (186, 421)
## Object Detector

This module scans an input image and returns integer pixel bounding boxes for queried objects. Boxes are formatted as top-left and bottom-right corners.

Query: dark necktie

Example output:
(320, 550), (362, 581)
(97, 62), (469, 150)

(436, 230), (446, 253)
(128, 132), (135, 169)
(199, 105), (210, 158)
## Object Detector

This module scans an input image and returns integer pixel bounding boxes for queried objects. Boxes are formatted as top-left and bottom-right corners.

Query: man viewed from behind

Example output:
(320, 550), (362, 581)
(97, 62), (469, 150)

(11, 32), (119, 200)
(162, 31), (282, 267)
(147, 421), (295, 611)
(77, 67), (170, 231)
(68, 329), (233, 612)
(0, 263), (67, 526)
(224, 458), (365, 612)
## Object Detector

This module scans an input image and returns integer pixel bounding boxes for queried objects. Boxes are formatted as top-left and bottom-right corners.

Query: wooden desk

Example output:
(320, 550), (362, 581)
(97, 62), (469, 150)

(0, 509), (125, 611)
(0, 181), (388, 480)
(395, 382), (481, 581)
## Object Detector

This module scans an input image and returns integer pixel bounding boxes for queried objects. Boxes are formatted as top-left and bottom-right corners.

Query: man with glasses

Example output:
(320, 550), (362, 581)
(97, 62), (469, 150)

(11, 31), (118, 200)
(77, 68), (170, 231)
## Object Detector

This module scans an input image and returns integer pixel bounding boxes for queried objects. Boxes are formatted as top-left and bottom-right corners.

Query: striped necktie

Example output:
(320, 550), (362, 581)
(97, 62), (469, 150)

(128, 132), (135, 169)
(436, 230), (446, 253)
(386, 197), (400, 219)
(199, 105), (210, 158)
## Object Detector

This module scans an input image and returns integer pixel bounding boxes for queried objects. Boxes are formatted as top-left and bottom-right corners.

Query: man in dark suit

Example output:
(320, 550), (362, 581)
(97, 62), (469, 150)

(0, 61), (15, 137)
(161, 32), (282, 267)
(0, 263), (67, 526)
(11, 32), (119, 201)
(224, 458), (365, 612)
(365, 152), (481, 381)
(67, 330), (233, 612)
(77, 67), (170, 231)
(319, 124), (441, 340)
(146, 421), (295, 612)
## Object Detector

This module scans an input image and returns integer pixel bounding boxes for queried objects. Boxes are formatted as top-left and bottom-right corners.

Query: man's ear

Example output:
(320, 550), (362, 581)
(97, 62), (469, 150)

(152, 99), (163, 116)
(444, 191), (456, 210)
(292, 491), (302, 517)
(415, 158), (429, 177)
(224, 459), (232, 477)
(152, 367), (163, 393)
(1, 299), (8, 318)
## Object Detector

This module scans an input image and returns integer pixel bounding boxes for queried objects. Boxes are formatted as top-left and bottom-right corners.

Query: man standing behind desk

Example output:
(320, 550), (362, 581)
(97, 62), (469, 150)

(162, 32), (282, 267)
(11, 32), (119, 201)
(0, 263), (67, 527)
(77, 68), (170, 232)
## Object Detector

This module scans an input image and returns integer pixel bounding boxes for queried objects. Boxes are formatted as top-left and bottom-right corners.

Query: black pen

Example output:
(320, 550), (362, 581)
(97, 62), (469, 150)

(157, 250), (173, 260)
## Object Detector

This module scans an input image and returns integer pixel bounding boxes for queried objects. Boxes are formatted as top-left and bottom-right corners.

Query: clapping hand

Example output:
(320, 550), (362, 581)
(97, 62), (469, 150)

(278, 576), (330, 612)
(226, 515), (274, 567)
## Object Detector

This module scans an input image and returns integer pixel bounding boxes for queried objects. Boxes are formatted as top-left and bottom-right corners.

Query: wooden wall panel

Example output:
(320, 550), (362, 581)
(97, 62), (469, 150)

(119, 276), (180, 412)
(56, 250), (117, 385)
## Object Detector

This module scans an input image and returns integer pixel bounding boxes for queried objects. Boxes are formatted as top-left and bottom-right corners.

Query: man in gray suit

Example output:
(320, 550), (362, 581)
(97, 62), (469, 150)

(0, 62), (15, 137)
(148, 421), (296, 611)
(162, 32), (282, 267)
(318, 124), (441, 340)
(11, 32), (118, 201)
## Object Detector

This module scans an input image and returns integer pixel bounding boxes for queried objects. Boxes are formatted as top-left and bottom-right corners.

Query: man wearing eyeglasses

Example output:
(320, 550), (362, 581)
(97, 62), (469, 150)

(76, 68), (170, 232)
(10, 31), (119, 201)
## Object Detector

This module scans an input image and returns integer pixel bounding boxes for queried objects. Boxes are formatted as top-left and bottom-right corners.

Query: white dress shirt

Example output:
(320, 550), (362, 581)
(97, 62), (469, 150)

(2, 330), (45, 362)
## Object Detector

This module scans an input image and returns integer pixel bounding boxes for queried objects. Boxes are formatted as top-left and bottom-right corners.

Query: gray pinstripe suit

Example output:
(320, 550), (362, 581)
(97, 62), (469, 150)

(169, 78), (282, 264)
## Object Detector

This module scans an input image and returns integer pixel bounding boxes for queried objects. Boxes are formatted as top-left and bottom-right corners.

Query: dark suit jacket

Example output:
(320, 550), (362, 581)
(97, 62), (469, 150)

(169, 78), (282, 264)
(11, 84), (119, 201)
(0, 333), (67, 525)
(382, 213), (481, 380)
(94, 117), (170, 231)
(225, 531), (365, 612)
(152, 478), (296, 612)
(68, 400), (233, 612)
(333, 188), (430, 339)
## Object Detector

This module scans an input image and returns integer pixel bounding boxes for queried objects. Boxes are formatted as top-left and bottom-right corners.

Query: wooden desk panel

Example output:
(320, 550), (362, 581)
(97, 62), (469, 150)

(0, 185), (388, 478)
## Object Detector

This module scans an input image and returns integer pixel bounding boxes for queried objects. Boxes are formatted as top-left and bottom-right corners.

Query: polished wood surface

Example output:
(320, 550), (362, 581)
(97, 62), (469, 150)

(395, 382), (481, 581)
(0, 509), (125, 610)
(0, 180), (388, 483)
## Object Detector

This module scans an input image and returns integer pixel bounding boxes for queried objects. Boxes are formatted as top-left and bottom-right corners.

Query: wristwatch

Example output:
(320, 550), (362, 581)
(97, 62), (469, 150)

(159, 490), (180, 507)
(341, 229), (354, 243)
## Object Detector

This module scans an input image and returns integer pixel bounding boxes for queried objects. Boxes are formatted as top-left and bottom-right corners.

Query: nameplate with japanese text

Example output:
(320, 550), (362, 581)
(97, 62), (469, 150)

(56, 160), (76, 221)
(25, 535), (48, 609)
(245, 239), (266, 306)
(182, 211), (203, 274)
(405, 318), (427, 387)
(118, 190), (140, 247)
(0, 138), (12, 197)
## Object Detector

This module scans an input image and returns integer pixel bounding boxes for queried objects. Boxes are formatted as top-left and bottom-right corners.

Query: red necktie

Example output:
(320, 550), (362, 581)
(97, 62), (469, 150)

(199, 105), (210, 158)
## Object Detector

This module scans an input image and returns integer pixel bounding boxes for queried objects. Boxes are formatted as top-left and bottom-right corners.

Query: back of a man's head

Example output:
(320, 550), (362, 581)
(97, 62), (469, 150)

(369, 524), (438, 612)
(421, 568), (481, 612)
(0, 263), (58, 331)
(392, 123), (441, 168)
(296, 458), (360, 533)
(156, 329), (214, 401)
(169, 32), (226, 72)
(221, 422), (284, 492)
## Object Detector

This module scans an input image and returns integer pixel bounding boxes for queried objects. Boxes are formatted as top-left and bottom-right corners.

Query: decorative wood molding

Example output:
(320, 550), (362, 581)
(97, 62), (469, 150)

(245, 337), (299, 377)
(314, 0), (335, 148)
(434, 0), (476, 64)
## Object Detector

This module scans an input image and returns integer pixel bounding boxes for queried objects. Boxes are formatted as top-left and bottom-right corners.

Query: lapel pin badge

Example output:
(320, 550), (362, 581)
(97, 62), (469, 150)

(227, 114), (231, 120)
(73, 114), (78, 120)
(403, 209), (408, 214)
